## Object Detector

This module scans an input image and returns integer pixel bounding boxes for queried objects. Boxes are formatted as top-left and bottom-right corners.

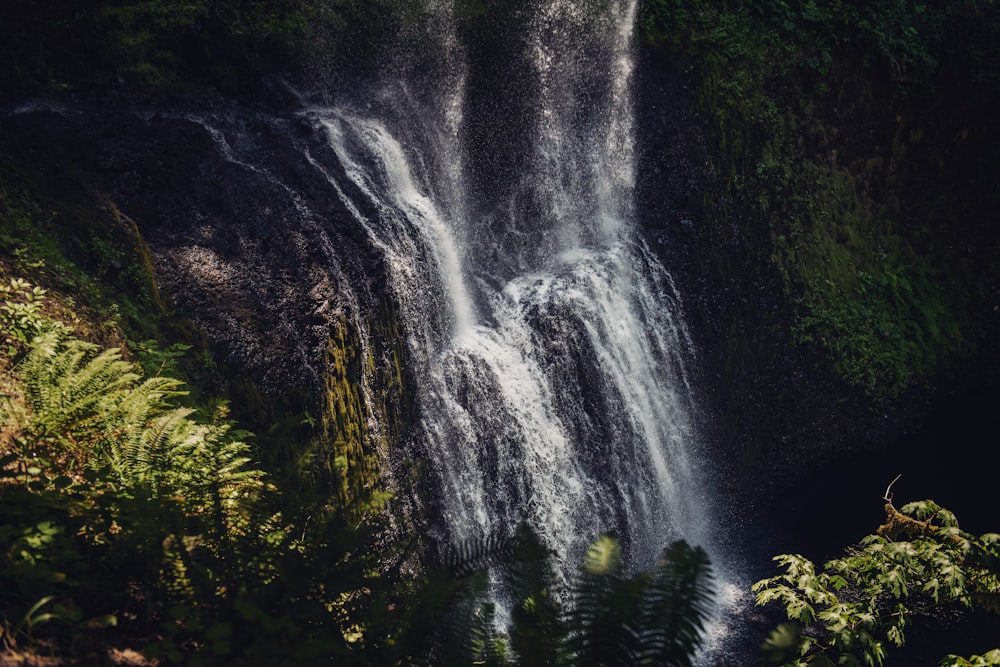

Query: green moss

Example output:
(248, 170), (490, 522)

(641, 0), (998, 401)
(310, 301), (409, 518)
(767, 156), (980, 400)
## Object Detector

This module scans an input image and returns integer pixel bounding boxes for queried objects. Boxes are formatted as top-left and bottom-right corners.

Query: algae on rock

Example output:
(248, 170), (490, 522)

(320, 303), (409, 518)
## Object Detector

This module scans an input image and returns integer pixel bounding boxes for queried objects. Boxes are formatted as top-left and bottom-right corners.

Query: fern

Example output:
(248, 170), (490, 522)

(15, 332), (183, 461)
(508, 523), (566, 667)
(636, 541), (714, 667)
(410, 529), (715, 667)
(565, 537), (715, 667)
(107, 406), (193, 488)
(443, 530), (515, 577)
(469, 599), (509, 667)
(13, 333), (264, 519)
(164, 415), (265, 534)
(565, 536), (636, 667)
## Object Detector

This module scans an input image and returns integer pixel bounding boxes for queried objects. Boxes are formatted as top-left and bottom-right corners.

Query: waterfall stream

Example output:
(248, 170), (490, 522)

(302, 0), (717, 578)
(0, 0), (738, 655)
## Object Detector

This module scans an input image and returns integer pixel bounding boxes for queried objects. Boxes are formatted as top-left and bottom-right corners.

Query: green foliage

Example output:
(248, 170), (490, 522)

(753, 499), (1000, 666)
(0, 0), (435, 91)
(0, 595), (60, 652)
(0, 0), (294, 88)
(415, 528), (715, 667)
(0, 279), (71, 357)
(507, 524), (567, 667)
(128, 338), (192, 380)
(795, 259), (972, 398)
(642, 0), (994, 88)
(1, 308), (317, 662)
(769, 161), (978, 399)
(941, 649), (1000, 667)
(0, 173), (174, 350)
(565, 537), (714, 667)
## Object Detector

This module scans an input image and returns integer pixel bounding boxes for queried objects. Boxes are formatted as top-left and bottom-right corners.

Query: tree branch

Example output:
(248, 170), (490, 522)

(883, 473), (902, 503)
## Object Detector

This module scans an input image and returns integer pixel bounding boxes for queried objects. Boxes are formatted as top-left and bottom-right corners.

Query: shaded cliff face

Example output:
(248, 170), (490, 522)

(633, 53), (845, 507)
(2, 22), (995, 540)
(0, 90), (415, 518)
(634, 40), (1000, 529)
(3, 95), (344, 384)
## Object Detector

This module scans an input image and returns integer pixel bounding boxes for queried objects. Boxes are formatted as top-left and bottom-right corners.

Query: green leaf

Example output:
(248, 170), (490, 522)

(51, 475), (73, 489)
(923, 576), (941, 601)
(760, 622), (804, 658)
(940, 564), (967, 597)
(786, 596), (815, 624)
(582, 535), (622, 576)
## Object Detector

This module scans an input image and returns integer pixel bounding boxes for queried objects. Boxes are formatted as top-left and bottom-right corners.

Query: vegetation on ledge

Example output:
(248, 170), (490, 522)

(0, 0), (430, 94)
(0, 275), (393, 664)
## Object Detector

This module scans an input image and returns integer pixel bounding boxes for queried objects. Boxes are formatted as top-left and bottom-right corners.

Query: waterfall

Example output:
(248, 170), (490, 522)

(304, 0), (715, 579)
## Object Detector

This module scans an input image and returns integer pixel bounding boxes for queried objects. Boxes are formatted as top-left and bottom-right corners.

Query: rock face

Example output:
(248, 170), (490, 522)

(631, 50), (960, 513)
(1, 88), (413, 516)
(4, 93), (366, 393)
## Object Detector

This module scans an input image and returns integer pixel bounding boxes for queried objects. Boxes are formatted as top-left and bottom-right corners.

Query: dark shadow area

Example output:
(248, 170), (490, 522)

(721, 380), (1000, 663)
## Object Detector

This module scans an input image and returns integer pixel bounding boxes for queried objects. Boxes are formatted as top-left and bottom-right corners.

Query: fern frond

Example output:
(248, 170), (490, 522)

(636, 541), (715, 667)
(444, 530), (515, 577)
(563, 537), (714, 667)
(508, 523), (566, 667)
(565, 536), (640, 667)
(469, 600), (508, 667)
(17, 333), (139, 453)
(163, 417), (265, 524)
(109, 406), (195, 488)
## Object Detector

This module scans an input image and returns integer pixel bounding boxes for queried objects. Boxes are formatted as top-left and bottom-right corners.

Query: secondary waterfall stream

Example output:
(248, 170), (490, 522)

(303, 0), (718, 580)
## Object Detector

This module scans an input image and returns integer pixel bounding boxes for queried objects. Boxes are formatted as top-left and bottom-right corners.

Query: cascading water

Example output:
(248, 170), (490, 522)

(303, 0), (719, 583)
(0, 0), (739, 655)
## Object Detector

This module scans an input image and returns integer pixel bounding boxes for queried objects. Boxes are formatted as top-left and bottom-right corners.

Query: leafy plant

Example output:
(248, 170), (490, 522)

(0, 278), (69, 358)
(10, 331), (184, 469)
(8, 332), (264, 508)
(753, 488), (1000, 666)
(0, 595), (59, 652)
(414, 527), (715, 667)
(566, 536), (714, 667)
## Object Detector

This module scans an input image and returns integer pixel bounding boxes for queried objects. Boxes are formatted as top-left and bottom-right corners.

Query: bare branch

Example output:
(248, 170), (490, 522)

(883, 474), (902, 503)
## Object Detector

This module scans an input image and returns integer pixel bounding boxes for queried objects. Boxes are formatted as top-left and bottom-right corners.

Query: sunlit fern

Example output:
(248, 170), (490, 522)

(165, 415), (265, 525)
(12, 332), (264, 514)
(15, 332), (181, 460)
